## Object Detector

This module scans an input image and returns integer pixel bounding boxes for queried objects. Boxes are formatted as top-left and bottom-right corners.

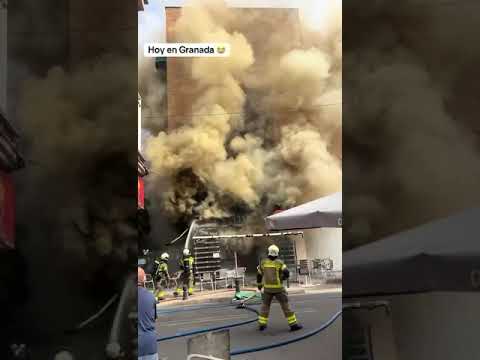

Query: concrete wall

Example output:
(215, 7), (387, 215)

(295, 236), (307, 261)
(391, 292), (480, 360)
(348, 292), (480, 360)
(303, 228), (342, 270)
(345, 301), (398, 360)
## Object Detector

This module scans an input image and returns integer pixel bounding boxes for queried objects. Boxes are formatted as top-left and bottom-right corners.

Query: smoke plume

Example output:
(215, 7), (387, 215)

(343, 0), (480, 248)
(143, 0), (342, 224)
(14, 56), (137, 336)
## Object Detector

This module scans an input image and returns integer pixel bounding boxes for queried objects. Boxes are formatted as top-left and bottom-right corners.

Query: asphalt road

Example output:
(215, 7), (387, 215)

(156, 292), (342, 360)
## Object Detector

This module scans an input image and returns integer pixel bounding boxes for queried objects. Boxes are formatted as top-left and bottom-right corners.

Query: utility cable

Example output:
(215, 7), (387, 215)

(230, 308), (342, 356)
(157, 306), (259, 342)
(141, 102), (342, 121)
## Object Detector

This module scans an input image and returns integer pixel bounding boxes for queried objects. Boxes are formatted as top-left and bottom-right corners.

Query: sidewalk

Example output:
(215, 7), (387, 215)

(157, 284), (342, 307)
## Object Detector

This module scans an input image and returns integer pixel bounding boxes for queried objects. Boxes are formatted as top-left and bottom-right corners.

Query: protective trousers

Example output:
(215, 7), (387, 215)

(176, 271), (194, 298)
(258, 290), (298, 327)
(155, 276), (168, 300)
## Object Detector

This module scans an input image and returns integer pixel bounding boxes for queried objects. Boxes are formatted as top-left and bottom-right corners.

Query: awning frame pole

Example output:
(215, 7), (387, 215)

(192, 231), (303, 240)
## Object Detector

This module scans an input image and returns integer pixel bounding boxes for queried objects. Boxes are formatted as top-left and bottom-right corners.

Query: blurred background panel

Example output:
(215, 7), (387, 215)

(3, 0), (138, 358)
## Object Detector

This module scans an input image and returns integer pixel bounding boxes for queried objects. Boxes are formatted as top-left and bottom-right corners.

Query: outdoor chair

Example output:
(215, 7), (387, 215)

(198, 272), (215, 292)
(170, 271), (181, 290)
(313, 258), (334, 280)
(144, 274), (155, 291)
(155, 270), (180, 290)
(228, 267), (246, 288)
(298, 259), (312, 286)
(214, 269), (230, 289)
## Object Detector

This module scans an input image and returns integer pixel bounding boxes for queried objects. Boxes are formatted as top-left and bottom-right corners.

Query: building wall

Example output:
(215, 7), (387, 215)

(303, 228), (342, 271)
(165, 7), (194, 131)
(164, 7), (302, 134)
(391, 292), (480, 360)
(347, 292), (480, 360)
(345, 300), (398, 360)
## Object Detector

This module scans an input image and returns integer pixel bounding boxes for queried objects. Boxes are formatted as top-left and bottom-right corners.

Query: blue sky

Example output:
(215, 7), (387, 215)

(139, 0), (341, 47)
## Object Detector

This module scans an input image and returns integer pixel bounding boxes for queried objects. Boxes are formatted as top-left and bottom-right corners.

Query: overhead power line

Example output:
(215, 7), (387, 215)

(141, 102), (342, 121)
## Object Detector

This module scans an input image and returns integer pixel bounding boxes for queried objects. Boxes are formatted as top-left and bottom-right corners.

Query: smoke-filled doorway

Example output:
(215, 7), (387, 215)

(191, 221), (301, 284)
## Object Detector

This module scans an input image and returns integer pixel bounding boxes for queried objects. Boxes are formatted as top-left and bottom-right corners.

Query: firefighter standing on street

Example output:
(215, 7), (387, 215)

(257, 244), (303, 332)
(154, 252), (170, 301)
(174, 248), (195, 300)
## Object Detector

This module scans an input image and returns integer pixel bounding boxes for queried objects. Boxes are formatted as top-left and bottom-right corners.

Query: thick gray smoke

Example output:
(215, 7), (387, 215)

(139, 33), (167, 133)
(14, 56), (137, 336)
(343, 0), (480, 248)
(142, 0), (342, 225)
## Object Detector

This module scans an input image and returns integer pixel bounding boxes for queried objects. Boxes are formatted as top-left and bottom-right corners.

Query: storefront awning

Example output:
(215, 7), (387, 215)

(265, 192), (342, 230)
(344, 207), (480, 297)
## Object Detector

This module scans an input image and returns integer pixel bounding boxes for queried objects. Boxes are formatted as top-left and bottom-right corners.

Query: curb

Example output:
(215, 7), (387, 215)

(158, 290), (236, 307)
(157, 288), (342, 307)
(305, 288), (342, 295)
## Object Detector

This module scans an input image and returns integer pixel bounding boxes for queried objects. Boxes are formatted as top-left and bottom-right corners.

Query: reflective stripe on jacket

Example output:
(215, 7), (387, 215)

(257, 258), (287, 289)
(180, 256), (194, 273)
(156, 262), (168, 277)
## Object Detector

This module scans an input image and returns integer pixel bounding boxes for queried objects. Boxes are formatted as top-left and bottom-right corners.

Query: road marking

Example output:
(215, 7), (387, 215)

(297, 309), (317, 313)
(160, 314), (248, 327)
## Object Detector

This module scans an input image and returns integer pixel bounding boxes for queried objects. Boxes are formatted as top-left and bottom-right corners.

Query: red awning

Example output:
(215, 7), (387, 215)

(138, 177), (145, 209)
(0, 173), (15, 249)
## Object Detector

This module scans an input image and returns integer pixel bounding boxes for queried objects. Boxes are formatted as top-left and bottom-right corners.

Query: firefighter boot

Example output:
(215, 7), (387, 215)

(258, 314), (268, 331)
(182, 286), (188, 300)
(290, 323), (303, 332)
(156, 290), (166, 301)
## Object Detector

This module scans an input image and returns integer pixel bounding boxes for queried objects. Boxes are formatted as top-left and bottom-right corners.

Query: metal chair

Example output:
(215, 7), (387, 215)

(214, 269), (230, 289)
(229, 267), (246, 288)
(298, 259), (312, 286)
(198, 272), (215, 291)
(144, 274), (155, 291)
(169, 271), (181, 290)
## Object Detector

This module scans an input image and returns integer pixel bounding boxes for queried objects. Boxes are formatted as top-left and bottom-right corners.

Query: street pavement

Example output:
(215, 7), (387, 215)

(155, 291), (342, 360)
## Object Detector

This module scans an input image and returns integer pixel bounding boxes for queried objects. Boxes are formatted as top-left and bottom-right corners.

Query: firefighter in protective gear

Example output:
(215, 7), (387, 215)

(174, 248), (195, 300)
(257, 244), (303, 332)
(154, 252), (170, 301)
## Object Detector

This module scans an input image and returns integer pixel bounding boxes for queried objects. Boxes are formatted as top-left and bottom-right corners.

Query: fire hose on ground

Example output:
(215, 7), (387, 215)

(157, 302), (237, 315)
(156, 294), (343, 356)
(157, 305), (259, 342)
(230, 309), (342, 356)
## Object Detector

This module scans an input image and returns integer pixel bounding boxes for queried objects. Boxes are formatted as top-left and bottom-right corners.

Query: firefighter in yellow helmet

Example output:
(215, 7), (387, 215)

(174, 248), (195, 300)
(154, 252), (170, 301)
(257, 244), (303, 331)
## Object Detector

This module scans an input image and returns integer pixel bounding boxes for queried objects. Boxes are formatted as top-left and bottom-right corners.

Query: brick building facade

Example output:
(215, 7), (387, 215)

(164, 6), (302, 138)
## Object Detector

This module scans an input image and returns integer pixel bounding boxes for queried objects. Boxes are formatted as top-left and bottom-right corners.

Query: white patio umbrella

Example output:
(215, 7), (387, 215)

(265, 192), (342, 230)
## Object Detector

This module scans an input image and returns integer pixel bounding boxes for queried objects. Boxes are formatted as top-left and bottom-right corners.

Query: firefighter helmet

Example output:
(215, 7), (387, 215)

(183, 248), (191, 256)
(160, 252), (169, 260)
(268, 245), (280, 257)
